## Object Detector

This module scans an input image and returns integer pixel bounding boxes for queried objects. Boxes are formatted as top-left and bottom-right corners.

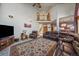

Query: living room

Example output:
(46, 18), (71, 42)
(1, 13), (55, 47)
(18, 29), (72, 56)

(0, 3), (79, 56)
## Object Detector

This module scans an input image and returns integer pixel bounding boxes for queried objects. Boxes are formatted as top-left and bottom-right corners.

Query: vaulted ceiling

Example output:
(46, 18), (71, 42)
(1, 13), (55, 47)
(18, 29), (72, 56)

(32, 3), (58, 12)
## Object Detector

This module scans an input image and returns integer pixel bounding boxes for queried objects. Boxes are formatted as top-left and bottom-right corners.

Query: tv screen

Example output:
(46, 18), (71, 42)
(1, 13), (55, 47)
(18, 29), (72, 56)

(0, 25), (14, 38)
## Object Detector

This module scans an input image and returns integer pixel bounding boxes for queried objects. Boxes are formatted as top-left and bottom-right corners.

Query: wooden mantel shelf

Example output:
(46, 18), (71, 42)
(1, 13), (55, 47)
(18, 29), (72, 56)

(36, 21), (52, 24)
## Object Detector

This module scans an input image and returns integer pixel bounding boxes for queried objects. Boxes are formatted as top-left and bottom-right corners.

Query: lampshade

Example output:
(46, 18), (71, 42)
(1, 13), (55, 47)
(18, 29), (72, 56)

(61, 23), (67, 27)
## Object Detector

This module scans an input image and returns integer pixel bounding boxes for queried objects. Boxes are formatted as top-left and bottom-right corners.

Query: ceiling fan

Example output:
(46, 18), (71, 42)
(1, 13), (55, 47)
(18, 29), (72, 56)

(33, 3), (42, 8)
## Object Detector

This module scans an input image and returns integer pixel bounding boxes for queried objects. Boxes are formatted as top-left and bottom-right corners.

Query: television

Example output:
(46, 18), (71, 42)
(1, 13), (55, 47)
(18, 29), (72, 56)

(0, 25), (14, 38)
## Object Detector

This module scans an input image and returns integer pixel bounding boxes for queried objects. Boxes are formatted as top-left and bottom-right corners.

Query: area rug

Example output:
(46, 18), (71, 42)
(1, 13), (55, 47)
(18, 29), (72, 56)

(10, 38), (57, 56)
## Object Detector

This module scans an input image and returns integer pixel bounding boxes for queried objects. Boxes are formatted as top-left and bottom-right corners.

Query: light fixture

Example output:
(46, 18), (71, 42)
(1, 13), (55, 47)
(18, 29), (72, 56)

(8, 15), (14, 19)
(61, 23), (67, 27)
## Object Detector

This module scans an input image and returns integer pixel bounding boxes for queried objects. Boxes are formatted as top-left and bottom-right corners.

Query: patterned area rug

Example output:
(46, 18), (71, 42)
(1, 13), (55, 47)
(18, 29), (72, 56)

(10, 38), (57, 56)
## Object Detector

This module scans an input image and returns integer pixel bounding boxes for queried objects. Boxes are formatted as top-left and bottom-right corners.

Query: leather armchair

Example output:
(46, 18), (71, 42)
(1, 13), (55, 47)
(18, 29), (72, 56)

(29, 31), (38, 39)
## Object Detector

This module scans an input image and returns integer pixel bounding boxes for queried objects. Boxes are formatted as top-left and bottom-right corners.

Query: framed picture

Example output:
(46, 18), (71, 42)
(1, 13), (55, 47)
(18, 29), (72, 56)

(24, 23), (31, 28)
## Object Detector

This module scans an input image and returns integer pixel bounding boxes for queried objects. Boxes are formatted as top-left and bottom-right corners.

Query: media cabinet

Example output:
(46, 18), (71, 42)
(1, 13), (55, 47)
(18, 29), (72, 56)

(0, 36), (14, 51)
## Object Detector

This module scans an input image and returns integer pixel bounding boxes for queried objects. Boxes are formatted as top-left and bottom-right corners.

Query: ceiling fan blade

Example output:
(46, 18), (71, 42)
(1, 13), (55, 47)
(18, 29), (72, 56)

(33, 3), (42, 8)
(33, 3), (36, 7)
(38, 3), (41, 8)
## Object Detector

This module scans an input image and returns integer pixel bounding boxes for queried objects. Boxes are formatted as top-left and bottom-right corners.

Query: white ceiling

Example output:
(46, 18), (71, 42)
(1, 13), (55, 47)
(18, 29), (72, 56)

(32, 3), (58, 12)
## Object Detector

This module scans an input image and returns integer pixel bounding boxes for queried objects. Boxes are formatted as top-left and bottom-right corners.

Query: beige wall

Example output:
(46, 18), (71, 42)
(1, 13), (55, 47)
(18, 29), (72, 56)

(0, 3), (39, 38)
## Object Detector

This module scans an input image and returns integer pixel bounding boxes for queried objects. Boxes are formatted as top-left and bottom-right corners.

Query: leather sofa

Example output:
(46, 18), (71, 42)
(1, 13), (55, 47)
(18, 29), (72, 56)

(43, 31), (58, 41)
(43, 31), (79, 56)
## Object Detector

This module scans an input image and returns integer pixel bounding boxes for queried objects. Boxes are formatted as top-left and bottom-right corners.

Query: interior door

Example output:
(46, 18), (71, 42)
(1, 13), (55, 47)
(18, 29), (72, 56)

(51, 24), (54, 32)
(43, 25), (48, 33)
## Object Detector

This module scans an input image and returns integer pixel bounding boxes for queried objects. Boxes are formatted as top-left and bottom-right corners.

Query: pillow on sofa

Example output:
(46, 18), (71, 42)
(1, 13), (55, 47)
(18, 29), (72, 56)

(63, 44), (75, 55)
(63, 42), (73, 49)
